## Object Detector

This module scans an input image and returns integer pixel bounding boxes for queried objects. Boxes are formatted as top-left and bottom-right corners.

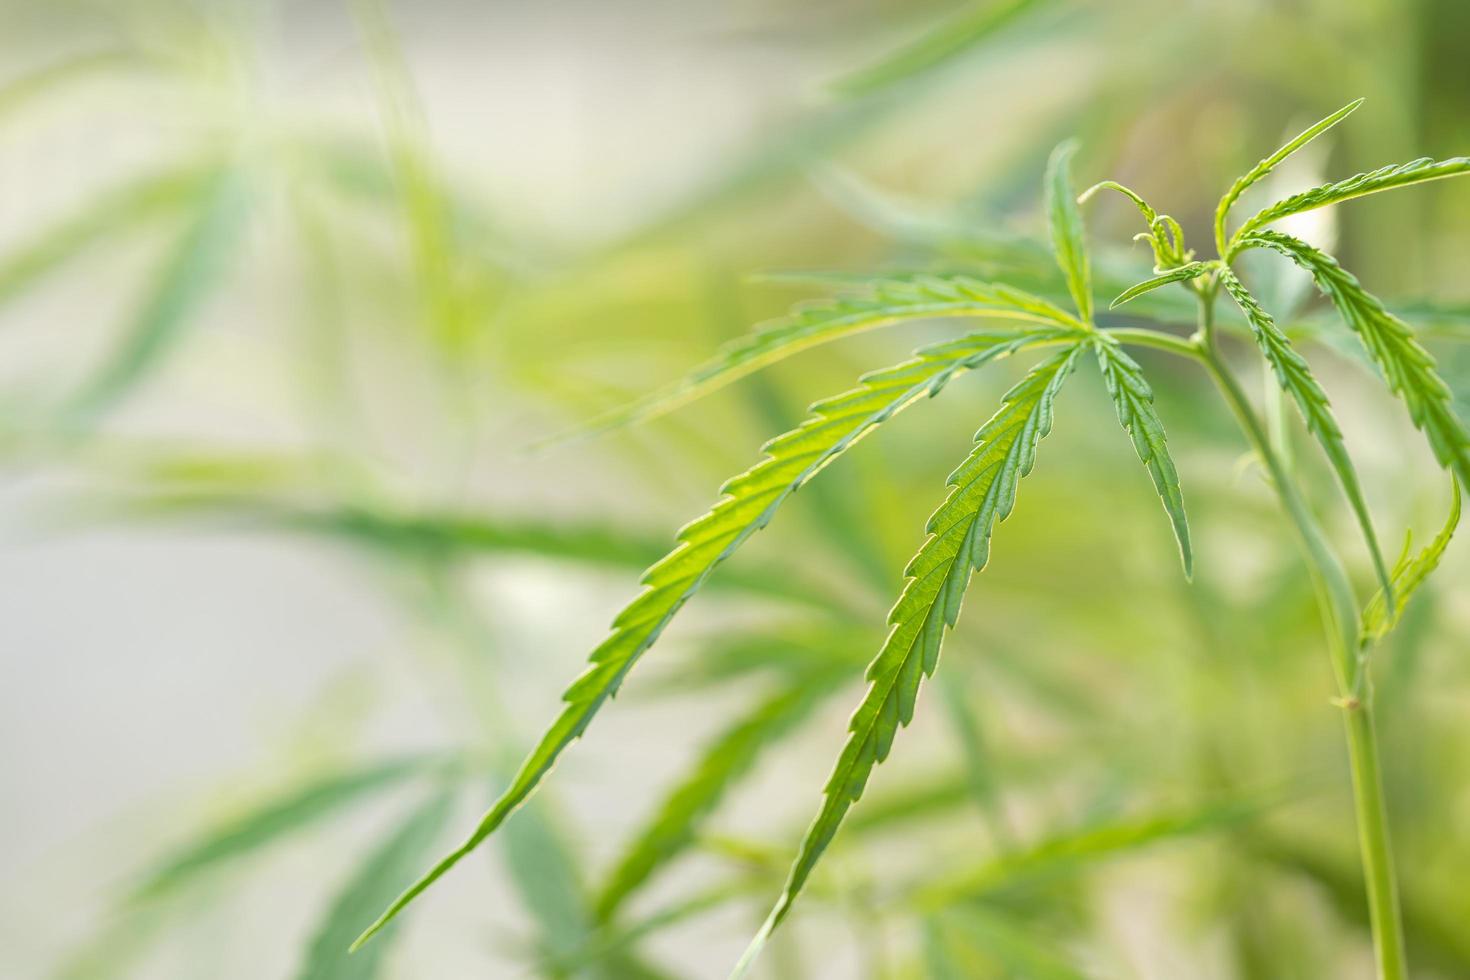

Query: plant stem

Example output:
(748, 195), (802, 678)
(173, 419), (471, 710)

(1103, 326), (1200, 358)
(1194, 295), (1408, 980)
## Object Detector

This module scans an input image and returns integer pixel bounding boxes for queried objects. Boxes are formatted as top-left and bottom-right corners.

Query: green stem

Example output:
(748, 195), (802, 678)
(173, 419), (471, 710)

(1194, 298), (1407, 980)
(1103, 326), (1200, 358)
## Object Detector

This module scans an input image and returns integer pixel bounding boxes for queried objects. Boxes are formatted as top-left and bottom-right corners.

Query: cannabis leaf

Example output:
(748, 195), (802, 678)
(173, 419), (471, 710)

(554, 275), (1084, 442)
(1093, 338), (1192, 574)
(1217, 268), (1391, 597)
(353, 323), (1084, 949)
(1233, 156), (1470, 248)
(1237, 230), (1470, 489)
(1361, 481), (1460, 645)
(734, 345), (1083, 976)
(1046, 142), (1092, 325)
(1214, 98), (1363, 253)
(1110, 262), (1214, 309)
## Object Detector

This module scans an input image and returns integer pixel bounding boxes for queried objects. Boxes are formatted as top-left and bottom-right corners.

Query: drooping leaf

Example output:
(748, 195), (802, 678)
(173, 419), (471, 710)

(131, 756), (445, 902)
(1217, 267), (1392, 598)
(1093, 338), (1192, 575)
(734, 345), (1083, 976)
(552, 275), (1083, 443)
(64, 168), (250, 427)
(352, 325), (1084, 950)
(1234, 155), (1470, 247)
(294, 791), (454, 980)
(594, 683), (830, 923)
(1214, 98), (1363, 252)
(1110, 262), (1213, 310)
(828, 0), (1055, 97)
(1362, 481), (1460, 644)
(1238, 230), (1470, 489)
(1045, 141), (1093, 324)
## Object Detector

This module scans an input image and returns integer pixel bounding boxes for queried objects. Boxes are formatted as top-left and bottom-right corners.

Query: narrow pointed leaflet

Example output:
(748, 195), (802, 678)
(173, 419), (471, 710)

(351, 323), (1083, 949)
(733, 344), (1083, 977)
(1217, 268), (1392, 598)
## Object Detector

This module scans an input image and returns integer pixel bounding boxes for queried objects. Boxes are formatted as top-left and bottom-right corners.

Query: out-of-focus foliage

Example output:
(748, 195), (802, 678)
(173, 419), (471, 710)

(2, 1), (1469, 979)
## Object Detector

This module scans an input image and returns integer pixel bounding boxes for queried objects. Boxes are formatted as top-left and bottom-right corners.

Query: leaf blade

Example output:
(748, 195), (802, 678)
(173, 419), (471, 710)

(352, 324), (1084, 949)
(1045, 141), (1093, 324)
(1235, 155), (1470, 246)
(1109, 262), (1213, 310)
(1218, 267), (1392, 598)
(1214, 98), (1363, 252)
(132, 756), (443, 902)
(1362, 481), (1460, 644)
(734, 345), (1084, 976)
(1238, 230), (1470, 490)
(1094, 339), (1193, 575)
(295, 791), (454, 980)
(64, 167), (250, 428)
(550, 274), (1082, 444)
(593, 682), (829, 922)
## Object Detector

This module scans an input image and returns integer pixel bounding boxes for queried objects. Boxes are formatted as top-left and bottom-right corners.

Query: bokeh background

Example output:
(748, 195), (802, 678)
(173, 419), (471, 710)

(3, 1), (1469, 978)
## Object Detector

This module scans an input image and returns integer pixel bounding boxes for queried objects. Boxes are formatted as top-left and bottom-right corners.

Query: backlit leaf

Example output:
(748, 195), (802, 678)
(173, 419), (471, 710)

(1093, 338), (1192, 575)
(1045, 141), (1093, 324)
(1214, 99), (1363, 252)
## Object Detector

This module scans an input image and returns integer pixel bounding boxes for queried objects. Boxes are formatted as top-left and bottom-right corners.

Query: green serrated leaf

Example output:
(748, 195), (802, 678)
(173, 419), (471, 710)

(1217, 267), (1392, 599)
(1214, 98), (1363, 253)
(1362, 481), (1460, 644)
(64, 167), (250, 428)
(1045, 141), (1093, 324)
(1234, 155), (1470, 248)
(733, 345), (1083, 977)
(1110, 262), (1213, 310)
(550, 274), (1083, 444)
(1238, 230), (1470, 490)
(1094, 339), (1192, 575)
(594, 683), (829, 922)
(351, 324), (1084, 950)
(131, 756), (444, 902)
(294, 791), (454, 980)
